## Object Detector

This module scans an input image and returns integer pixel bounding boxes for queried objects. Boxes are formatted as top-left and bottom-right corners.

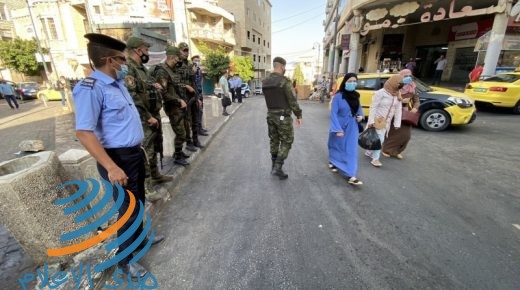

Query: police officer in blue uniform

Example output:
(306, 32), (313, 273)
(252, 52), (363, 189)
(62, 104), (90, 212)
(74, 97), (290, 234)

(73, 33), (164, 278)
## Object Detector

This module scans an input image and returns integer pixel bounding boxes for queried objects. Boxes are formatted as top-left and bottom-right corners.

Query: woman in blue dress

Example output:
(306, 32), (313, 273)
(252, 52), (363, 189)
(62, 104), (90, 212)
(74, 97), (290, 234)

(328, 73), (364, 185)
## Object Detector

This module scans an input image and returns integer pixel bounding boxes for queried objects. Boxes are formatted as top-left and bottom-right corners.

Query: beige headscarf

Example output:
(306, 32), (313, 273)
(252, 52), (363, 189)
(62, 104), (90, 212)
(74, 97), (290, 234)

(383, 74), (404, 97)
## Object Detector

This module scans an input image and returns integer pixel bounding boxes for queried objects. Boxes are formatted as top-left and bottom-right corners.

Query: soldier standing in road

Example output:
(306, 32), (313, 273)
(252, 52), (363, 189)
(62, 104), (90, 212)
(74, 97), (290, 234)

(73, 33), (164, 279)
(124, 36), (173, 200)
(192, 55), (208, 136)
(150, 46), (191, 166)
(262, 57), (303, 180)
(177, 42), (203, 150)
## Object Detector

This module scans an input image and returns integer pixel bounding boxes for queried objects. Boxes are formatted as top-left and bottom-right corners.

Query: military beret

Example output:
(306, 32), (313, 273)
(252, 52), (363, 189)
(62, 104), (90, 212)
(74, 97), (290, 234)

(178, 42), (189, 50)
(165, 46), (182, 57)
(126, 36), (151, 49)
(84, 33), (126, 51)
(273, 57), (286, 66)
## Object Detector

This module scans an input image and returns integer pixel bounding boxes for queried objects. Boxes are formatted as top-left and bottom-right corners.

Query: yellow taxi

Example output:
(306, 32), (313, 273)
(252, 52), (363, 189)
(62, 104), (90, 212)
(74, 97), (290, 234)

(464, 72), (520, 114)
(331, 73), (476, 132)
(37, 87), (62, 101)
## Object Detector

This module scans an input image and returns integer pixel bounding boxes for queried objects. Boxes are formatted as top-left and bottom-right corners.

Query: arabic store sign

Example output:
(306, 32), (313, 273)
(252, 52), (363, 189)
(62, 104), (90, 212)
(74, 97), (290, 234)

(448, 18), (493, 41)
(360, 0), (506, 36)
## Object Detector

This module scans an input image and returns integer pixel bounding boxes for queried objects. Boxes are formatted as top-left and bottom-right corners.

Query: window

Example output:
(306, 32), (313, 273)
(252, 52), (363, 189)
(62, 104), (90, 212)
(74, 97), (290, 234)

(93, 5), (101, 14)
(264, 40), (266, 47)
(253, 54), (256, 62)
(258, 37), (260, 45)
(264, 56), (266, 63)
(253, 35), (255, 42)
(40, 17), (58, 40)
(357, 78), (378, 90)
(267, 42), (270, 48)
(247, 31), (250, 40)
(0, 3), (8, 20)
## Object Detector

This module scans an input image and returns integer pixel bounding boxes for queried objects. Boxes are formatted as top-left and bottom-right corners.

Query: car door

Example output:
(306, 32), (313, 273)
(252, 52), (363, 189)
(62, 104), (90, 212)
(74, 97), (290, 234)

(357, 77), (381, 115)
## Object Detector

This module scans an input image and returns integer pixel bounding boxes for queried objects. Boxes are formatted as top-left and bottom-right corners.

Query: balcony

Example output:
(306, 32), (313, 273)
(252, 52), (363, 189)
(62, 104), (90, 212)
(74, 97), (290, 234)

(187, 0), (235, 23)
(190, 26), (236, 47)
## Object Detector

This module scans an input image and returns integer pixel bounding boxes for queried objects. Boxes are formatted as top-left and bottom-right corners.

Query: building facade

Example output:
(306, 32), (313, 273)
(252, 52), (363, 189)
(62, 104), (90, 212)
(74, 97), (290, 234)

(324, 0), (520, 84)
(218, 0), (271, 86)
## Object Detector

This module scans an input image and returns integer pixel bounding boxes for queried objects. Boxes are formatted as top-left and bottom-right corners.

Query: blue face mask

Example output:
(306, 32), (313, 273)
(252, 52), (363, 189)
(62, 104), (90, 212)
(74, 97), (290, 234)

(345, 82), (357, 91)
(115, 64), (129, 80)
(403, 76), (413, 84)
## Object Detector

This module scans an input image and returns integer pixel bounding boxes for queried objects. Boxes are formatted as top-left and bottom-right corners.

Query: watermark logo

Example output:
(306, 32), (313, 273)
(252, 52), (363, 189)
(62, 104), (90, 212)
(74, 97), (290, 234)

(18, 178), (158, 289)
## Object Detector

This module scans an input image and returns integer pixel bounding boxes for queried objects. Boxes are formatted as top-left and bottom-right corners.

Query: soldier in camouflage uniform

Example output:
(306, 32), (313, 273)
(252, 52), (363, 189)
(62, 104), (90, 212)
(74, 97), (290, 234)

(150, 46), (191, 166)
(177, 42), (203, 151)
(262, 57), (303, 180)
(124, 36), (173, 200)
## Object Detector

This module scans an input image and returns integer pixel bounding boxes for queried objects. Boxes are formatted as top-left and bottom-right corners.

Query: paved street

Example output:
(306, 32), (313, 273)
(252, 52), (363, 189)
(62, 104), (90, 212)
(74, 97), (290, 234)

(145, 96), (520, 289)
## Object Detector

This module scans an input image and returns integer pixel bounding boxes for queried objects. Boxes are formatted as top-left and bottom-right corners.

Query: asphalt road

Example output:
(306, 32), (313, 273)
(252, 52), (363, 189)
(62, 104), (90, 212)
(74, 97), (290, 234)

(145, 97), (520, 289)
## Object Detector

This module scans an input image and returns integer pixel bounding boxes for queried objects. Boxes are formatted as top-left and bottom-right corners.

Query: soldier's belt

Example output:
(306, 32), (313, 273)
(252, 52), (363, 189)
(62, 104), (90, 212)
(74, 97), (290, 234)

(268, 109), (291, 116)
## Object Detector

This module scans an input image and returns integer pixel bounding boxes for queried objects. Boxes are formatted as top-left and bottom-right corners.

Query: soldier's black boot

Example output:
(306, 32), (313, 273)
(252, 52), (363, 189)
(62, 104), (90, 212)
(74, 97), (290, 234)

(273, 160), (288, 180)
(186, 141), (198, 152)
(173, 152), (190, 166)
(178, 151), (190, 159)
(151, 166), (173, 185)
(193, 138), (204, 148)
(270, 154), (278, 174)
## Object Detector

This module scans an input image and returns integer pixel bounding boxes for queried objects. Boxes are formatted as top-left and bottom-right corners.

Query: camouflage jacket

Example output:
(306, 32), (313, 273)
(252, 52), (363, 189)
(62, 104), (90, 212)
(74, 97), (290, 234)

(125, 58), (162, 121)
(175, 59), (196, 100)
(263, 72), (302, 119)
(150, 62), (186, 106)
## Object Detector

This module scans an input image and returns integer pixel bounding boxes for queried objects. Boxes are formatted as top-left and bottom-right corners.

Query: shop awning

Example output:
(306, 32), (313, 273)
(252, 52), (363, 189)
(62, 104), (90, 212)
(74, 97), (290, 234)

(475, 31), (520, 51)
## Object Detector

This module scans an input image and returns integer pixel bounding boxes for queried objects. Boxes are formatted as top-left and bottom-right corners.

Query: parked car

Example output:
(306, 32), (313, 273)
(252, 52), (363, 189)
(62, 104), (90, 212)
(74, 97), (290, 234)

(15, 82), (39, 100)
(37, 87), (62, 101)
(464, 72), (520, 114)
(254, 86), (262, 95)
(332, 73), (476, 132)
(240, 83), (251, 98)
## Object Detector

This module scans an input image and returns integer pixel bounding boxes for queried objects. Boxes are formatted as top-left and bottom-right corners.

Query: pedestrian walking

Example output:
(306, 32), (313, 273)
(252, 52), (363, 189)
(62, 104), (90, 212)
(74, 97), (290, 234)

(328, 73), (364, 185)
(262, 57), (303, 180)
(124, 36), (173, 201)
(382, 69), (419, 159)
(150, 46), (191, 166)
(365, 74), (403, 167)
(56, 76), (67, 107)
(433, 54), (447, 85)
(73, 33), (164, 279)
(0, 81), (19, 110)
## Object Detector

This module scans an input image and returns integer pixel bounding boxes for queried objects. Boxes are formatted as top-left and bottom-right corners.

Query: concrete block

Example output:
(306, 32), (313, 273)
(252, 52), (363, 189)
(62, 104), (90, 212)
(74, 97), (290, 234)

(0, 151), (79, 266)
(18, 140), (45, 152)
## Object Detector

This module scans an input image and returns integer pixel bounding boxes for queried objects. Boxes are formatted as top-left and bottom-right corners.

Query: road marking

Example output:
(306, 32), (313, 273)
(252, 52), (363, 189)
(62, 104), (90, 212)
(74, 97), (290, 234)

(513, 224), (520, 230)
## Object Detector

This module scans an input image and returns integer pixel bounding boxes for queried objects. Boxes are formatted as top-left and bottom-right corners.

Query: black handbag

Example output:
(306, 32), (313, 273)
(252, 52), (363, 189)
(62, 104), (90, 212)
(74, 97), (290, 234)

(221, 96), (231, 107)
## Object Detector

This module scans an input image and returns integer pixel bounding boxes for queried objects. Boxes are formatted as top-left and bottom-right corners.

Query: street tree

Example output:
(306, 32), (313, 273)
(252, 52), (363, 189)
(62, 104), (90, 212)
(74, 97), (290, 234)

(293, 63), (304, 85)
(198, 43), (230, 82)
(0, 38), (46, 77)
(230, 55), (254, 82)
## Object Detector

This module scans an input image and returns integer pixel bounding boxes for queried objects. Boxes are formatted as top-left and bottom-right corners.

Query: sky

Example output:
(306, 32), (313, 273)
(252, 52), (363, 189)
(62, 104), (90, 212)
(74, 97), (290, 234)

(270, 0), (326, 64)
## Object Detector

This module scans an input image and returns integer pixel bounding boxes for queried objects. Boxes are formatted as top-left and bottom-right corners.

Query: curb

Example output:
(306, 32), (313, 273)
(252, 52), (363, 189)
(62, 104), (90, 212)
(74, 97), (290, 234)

(145, 102), (244, 221)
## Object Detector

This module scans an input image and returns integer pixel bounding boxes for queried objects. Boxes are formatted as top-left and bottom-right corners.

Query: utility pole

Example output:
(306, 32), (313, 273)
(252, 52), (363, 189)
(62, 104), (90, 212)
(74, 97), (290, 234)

(328, 2), (339, 92)
(25, 0), (50, 86)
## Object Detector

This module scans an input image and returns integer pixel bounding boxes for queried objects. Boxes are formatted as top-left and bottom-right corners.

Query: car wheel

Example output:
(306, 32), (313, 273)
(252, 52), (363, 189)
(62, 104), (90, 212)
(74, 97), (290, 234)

(513, 101), (520, 114)
(245, 92), (250, 98)
(420, 109), (451, 132)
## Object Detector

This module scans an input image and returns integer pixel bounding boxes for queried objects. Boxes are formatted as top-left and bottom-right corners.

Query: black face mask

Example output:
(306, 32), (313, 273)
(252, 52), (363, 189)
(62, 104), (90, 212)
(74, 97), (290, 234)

(140, 53), (150, 64)
(398, 83), (404, 89)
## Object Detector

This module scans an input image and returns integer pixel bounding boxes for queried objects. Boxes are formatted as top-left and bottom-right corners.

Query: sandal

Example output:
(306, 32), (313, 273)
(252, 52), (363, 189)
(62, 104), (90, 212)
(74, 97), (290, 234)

(348, 177), (363, 185)
(382, 152), (390, 157)
(396, 154), (403, 159)
(364, 151), (372, 158)
(371, 159), (382, 167)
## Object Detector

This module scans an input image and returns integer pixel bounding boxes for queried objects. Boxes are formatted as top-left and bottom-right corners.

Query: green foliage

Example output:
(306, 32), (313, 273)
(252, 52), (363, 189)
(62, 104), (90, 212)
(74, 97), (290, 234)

(231, 55), (254, 82)
(198, 42), (230, 81)
(0, 38), (46, 76)
(293, 63), (304, 85)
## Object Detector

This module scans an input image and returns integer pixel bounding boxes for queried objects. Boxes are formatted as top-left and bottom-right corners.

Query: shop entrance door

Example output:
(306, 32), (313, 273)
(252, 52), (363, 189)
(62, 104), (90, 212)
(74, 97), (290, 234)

(451, 47), (478, 83)
(415, 45), (447, 81)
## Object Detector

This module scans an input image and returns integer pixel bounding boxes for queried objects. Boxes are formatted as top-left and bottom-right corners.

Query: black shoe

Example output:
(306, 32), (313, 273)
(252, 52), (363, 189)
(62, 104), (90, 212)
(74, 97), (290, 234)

(133, 235), (165, 254)
(120, 262), (148, 279)
(198, 130), (209, 136)
(186, 144), (198, 152)
(200, 128), (208, 133)
(178, 151), (190, 159)
(193, 140), (204, 148)
(151, 175), (173, 185)
(174, 158), (190, 166)
(223, 112), (230, 116)
(274, 169), (288, 180)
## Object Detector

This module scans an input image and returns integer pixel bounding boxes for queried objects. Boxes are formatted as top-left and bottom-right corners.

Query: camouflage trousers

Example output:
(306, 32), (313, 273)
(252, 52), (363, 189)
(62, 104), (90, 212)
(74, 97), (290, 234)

(266, 112), (294, 161)
(166, 109), (187, 152)
(142, 118), (161, 178)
